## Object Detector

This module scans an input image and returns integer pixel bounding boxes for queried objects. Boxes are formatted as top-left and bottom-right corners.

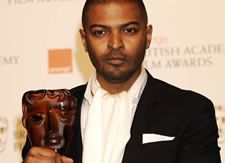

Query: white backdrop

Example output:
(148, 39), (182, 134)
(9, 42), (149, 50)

(0, 0), (224, 162)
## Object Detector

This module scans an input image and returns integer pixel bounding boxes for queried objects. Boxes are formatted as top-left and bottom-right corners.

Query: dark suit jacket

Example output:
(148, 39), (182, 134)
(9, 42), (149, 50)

(22, 72), (221, 163)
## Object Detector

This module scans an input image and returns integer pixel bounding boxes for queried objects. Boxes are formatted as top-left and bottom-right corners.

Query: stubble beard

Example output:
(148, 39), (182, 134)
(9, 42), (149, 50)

(87, 44), (147, 84)
(92, 56), (146, 84)
(100, 66), (137, 84)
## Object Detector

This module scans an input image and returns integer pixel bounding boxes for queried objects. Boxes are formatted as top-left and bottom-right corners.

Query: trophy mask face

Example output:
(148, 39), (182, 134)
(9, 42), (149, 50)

(22, 89), (77, 154)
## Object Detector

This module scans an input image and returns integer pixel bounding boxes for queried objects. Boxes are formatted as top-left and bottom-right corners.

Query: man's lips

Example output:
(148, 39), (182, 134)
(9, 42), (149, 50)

(106, 58), (126, 65)
(105, 55), (127, 66)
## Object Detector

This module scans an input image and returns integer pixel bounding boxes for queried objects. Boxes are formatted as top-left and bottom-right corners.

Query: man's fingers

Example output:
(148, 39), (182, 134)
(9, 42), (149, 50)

(25, 147), (62, 163)
(25, 154), (55, 163)
(29, 147), (57, 157)
(25, 147), (73, 163)
(61, 155), (73, 163)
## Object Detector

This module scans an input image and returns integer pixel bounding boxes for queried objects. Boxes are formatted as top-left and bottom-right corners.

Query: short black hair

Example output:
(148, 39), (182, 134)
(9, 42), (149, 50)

(81, 0), (148, 29)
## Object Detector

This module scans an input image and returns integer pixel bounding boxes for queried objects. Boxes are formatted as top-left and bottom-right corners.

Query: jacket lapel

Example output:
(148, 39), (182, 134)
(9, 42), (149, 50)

(122, 73), (163, 163)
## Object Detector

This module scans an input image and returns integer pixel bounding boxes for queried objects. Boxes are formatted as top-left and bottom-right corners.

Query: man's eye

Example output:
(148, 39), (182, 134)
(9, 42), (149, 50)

(124, 28), (137, 34)
(93, 30), (106, 36)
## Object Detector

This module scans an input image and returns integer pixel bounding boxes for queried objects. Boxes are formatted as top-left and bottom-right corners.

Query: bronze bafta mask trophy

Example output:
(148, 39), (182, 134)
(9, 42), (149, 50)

(22, 89), (77, 155)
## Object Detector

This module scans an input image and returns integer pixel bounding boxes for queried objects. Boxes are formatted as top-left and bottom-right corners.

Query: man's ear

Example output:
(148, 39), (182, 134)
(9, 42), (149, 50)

(146, 25), (153, 49)
(79, 29), (88, 52)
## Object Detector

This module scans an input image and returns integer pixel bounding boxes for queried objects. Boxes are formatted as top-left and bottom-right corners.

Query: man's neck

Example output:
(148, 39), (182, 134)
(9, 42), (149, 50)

(96, 69), (142, 94)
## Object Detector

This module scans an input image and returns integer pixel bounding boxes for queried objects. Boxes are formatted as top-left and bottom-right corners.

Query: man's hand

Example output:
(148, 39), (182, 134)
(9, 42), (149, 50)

(24, 147), (73, 163)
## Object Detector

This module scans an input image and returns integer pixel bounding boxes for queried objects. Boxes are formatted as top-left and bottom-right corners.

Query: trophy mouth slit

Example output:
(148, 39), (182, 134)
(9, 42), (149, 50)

(44, 137), (65, 150)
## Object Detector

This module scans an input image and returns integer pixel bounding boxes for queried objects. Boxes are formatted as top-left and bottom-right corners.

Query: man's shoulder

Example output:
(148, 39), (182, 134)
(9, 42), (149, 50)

(148, 76), (216, 130)
(147, 74), (213, 110)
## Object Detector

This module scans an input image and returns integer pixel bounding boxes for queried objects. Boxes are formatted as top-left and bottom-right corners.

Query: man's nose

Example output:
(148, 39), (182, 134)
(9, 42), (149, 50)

(108, 31), (124, 50)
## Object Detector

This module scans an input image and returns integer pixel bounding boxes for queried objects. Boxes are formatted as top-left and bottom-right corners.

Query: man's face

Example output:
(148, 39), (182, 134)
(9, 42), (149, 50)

(22, 90), (76, 154)
(80, 2), (152, 84)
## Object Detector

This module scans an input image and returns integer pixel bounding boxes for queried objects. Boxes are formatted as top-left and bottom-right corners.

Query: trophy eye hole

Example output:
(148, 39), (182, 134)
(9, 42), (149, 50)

(59, 110), (70, 121)
(31, 114), (44, 124)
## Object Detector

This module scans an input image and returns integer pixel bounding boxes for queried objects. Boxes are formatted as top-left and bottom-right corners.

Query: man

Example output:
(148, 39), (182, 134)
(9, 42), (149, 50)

(22, 0), (221, 162)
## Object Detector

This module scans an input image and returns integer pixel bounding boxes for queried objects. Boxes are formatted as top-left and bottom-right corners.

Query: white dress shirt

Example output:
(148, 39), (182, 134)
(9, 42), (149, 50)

(81, 68), (148, 163)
